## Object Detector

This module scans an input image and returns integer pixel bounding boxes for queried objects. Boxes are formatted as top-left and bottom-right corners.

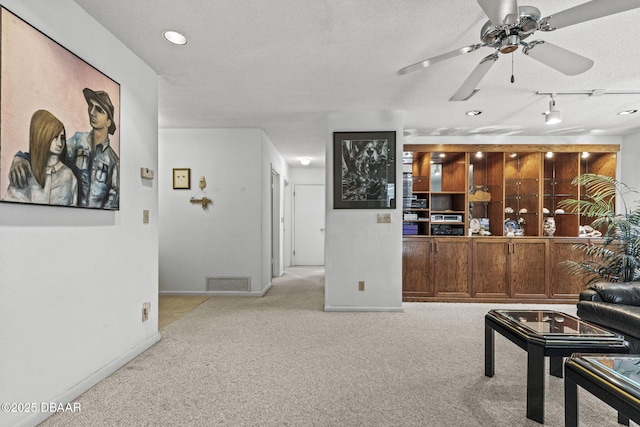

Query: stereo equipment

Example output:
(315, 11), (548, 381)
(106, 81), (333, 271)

(431, 225), (464, 235)
(430, 214), (463, 223)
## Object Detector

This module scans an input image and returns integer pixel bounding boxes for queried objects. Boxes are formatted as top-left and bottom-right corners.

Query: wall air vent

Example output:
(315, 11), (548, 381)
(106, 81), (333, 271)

(206, 277), (250, 292)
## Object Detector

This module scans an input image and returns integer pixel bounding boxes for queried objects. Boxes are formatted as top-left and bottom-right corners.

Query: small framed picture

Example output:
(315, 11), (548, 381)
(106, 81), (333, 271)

(172, 168), (191, 189)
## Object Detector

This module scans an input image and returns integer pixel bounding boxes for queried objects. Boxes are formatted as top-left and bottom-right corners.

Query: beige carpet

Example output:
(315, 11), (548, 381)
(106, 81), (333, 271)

(41, 266), (626, 426)
(159, 296), (211, 330)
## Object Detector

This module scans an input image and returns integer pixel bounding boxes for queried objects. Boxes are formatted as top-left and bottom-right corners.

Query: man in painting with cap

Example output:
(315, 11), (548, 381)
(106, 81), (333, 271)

(65, 88), (119, 209)
(8, 88), (119, 209)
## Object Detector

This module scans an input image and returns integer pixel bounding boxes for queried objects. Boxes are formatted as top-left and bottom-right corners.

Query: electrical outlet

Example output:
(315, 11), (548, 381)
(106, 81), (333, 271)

(143, 210), (149, 224)
(359, 281), (365, 291)
(377, 213), (391, 223)
(142, 302), (150, 322)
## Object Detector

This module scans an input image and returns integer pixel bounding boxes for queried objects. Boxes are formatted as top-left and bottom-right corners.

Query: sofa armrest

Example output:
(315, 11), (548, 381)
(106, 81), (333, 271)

(589, 282), (640, 306)
(579, 289), (603, 302)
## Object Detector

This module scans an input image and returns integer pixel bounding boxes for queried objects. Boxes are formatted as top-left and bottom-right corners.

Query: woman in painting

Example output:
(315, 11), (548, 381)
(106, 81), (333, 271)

(5, 109), (77, 206)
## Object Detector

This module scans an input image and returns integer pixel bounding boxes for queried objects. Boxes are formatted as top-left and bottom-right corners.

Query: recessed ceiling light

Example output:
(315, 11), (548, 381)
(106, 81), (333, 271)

(299, 158), (311, 166)
(618, 109), (638, 115)
(163, 30), (188, 45)
(466, 110), (482, 116)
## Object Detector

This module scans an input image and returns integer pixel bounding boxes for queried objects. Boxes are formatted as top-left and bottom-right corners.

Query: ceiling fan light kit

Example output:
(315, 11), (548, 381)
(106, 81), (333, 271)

(398, 0), (640, 102)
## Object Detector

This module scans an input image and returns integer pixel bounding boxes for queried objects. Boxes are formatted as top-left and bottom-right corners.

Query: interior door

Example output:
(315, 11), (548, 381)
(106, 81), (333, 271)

(293, 184), (325, 265)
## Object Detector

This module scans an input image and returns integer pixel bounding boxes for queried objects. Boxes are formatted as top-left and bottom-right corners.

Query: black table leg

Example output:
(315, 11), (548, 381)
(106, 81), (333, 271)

(564, 371), (578, 427)
(618, 412), (630, 426)
(485, 323), (495, 377)
(550, 356), (564, 378)
(527, 343), (545, 424)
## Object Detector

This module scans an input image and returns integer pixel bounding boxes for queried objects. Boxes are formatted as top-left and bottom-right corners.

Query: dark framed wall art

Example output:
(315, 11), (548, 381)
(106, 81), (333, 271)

(333, 131), (396, 209)
(0, 7), (121, 210)
(172, 168), (191, 189)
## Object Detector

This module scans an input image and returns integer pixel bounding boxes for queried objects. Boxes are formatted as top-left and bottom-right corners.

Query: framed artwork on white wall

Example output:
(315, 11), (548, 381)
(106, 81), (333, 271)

(333, 131), (396, 209)
(0, 6), (121, 210)
(172, 168), (191, 189)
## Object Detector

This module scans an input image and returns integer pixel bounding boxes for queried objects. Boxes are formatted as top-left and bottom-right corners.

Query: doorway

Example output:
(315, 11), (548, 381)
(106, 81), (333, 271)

(271, 169), (283, 277)
(293, 184), (325, 265)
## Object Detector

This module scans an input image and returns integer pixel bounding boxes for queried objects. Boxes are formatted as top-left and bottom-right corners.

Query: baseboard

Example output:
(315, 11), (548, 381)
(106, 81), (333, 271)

(17, 332), (161, 427)
(324, 305), (404, 312)
(160, 282), (272, 298)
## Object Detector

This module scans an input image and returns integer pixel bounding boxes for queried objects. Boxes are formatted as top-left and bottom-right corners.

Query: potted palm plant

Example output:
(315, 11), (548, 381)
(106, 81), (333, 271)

(558, 173), (640, 286)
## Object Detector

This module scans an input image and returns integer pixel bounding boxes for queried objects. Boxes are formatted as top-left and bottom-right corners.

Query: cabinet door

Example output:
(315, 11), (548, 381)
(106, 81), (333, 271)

(511, 239), (549, 298)
(432, 238), (471, 297)
(472, 238), (510, 298)
(402, 239), (433, 296)
(549, 238), (589, 298)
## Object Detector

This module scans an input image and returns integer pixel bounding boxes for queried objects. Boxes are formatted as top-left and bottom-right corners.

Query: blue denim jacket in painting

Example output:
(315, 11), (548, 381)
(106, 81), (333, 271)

(66, 131), (119, 209)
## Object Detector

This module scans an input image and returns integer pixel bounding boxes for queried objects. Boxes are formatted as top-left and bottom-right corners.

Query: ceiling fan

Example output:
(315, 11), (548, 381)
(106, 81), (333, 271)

(397, 0), (640, 101)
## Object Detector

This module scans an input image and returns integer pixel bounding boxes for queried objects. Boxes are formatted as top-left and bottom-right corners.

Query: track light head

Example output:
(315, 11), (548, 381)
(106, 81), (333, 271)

(545, 95), (562, 125)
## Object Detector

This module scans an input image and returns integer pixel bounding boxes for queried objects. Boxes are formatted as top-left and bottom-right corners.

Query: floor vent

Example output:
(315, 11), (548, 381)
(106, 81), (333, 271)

(206, 276), (250, 292)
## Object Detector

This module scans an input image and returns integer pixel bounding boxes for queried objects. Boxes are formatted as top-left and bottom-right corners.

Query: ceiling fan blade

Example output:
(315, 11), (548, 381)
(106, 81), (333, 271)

(450, 52), (499, 101)
(523, 40), (593, 75)
(477, 0), (519, 26)
(539, 0), (640, 31)
(397, 44), (483, 75)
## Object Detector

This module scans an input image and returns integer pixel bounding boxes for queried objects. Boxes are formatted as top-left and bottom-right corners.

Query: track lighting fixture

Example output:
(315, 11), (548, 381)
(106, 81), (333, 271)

(544, 95), (562, 125)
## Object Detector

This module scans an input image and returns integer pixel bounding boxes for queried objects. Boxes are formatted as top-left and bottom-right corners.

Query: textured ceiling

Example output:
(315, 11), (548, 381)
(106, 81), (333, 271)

(72, 0), (640, 167)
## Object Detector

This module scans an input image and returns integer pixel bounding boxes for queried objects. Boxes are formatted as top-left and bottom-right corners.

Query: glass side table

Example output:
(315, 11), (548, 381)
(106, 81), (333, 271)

(565, 354), (640, 426)
(485, 309), (629, 424)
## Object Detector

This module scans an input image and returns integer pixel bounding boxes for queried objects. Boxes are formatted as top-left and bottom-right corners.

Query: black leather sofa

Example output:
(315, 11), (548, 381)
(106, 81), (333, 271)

(578, 282), (640, 353)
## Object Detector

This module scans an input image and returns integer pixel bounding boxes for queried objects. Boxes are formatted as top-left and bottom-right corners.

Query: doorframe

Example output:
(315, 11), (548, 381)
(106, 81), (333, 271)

(271, 168), (283, 277)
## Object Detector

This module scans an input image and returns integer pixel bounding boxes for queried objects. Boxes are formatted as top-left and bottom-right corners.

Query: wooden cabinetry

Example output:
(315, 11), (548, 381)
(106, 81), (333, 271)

(403, 144), (619, 238)
(401, 144), (619, 303)
(504, 152), (542, 236)
(403, 236), (591, 303)
(402, 237), (471, 300)
(403, 151), (467, 236)
(549, 238), (588, 298)
(469, 152), (504, 237)
(471, 238), (548, 299)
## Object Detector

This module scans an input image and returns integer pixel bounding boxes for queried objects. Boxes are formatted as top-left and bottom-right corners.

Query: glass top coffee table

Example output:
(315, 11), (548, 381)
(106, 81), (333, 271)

(485, 309), (628, 424)
(565, 354), (640, 427)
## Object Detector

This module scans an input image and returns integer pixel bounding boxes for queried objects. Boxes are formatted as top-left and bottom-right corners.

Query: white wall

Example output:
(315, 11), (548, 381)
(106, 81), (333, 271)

(621, 132), (640, 190)
(325, 111), (404, 312)
(0, 1), (159, 426)
(159, 128), (289, 295)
